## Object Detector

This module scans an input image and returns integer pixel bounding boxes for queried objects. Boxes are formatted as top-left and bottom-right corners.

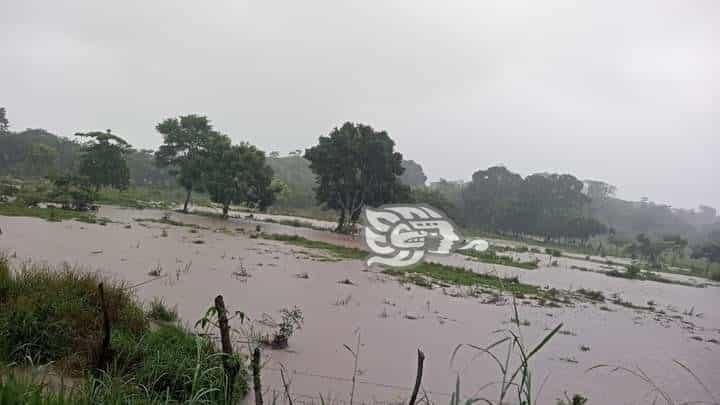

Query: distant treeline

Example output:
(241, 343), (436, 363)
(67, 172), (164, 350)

(1, 123), (719, 251)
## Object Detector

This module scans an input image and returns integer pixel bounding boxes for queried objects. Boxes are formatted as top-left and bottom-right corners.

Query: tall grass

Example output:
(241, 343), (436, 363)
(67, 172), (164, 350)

(450, 300), (563, 405)
(0, 255), (247, 403)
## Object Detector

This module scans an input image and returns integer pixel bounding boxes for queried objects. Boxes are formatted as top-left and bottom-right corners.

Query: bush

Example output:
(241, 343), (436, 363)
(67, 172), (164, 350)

(545, 248), (563, 257)
(49, 174), (97, 211)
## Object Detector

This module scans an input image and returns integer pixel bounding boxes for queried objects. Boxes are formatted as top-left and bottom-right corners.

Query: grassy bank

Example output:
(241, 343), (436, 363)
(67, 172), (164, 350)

(259, 233), (366, 260)
(0, 255), (247, 403)
(458, 248), (539, 270)
(382, 262), (541, 296)
(0, 203), (97, 223)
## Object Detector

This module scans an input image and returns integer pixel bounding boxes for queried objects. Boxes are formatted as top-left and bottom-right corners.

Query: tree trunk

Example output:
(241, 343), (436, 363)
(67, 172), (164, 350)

(222, 203), (230, 218)
(335, 209), (347, 233)
(183, 188), (192, 213)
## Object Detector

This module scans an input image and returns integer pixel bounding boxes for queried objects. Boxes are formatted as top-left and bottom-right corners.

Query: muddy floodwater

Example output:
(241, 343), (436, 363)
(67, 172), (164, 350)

(1, 206), (719, 404)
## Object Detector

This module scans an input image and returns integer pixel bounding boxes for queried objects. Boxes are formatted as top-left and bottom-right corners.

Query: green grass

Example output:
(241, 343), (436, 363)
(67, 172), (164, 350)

(605, 265), (701, 287)
(97, 186), (212, 210)
(0, 259), (146, 368)
(0, 255), (247, 403)
(458, 249), (539, 270)
(382, 262), (541, 295)
(260, 233), (367, 260)
(146, 298), (178, 323)
(134, 216), (206, 230)
(0, 204), (96, 223)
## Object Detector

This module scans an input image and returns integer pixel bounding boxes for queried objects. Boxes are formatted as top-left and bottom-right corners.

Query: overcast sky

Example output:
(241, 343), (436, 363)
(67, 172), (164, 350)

(2, 1), (718, 210)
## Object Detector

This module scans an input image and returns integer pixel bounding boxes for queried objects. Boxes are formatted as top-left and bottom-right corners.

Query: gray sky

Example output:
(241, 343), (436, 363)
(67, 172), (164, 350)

(2, 0), (718, 210)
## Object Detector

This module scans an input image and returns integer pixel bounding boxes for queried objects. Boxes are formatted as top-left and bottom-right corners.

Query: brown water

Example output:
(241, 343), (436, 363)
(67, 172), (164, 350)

(1, 206), (719, 404)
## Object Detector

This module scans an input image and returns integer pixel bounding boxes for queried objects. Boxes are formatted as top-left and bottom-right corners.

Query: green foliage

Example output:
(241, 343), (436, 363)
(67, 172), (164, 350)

(382, 262), (540, 295)
(461, 166), (606, 241)
(399, 159), (427, 187)
(0, 129), (81, 177)
(268, 307), (304, 349)
(266, 155), (317, 209)
(0, 257), (247, 403)
(202, 135), (277, 216)
(0, 204), (96, 223)
(76, 130), (131, 191)
(408, 186), (457, 219)
(458, 249), (538, 270)
(155, 115), (217, 212)
(545, 248), (563, 257)
(146, 298), (178, 323)
(0, 259), (146, 369)
(111, 325), (248, 402)
(49, 174), (97, 211)
(304, 122), (408, 232)
(260, 233), (366, 259)
(450, 301), (564, 405)
(691, 240), (720, 263)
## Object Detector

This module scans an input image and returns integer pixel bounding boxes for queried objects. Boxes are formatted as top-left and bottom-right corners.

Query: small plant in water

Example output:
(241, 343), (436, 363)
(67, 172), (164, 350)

(266, 307), (304, 349)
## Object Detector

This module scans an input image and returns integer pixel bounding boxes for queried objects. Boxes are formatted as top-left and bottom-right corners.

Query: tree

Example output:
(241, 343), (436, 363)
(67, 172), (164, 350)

(23, 143), (58, 177)
(0, 107), (8, 135)
(76, 130), (130, 191)
(155, 115), (216, 213)
(304, 122), (406, 232)
(399, 160), (427, 187)
(692, 241), (720, 263)
(203, 134), (277, 217)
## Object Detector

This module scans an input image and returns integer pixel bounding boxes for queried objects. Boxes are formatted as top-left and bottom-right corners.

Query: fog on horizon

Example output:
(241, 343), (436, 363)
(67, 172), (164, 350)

(2, 0), (717, 210)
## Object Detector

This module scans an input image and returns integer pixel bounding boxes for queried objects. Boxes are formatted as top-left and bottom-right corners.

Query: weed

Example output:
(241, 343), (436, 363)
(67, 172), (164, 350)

(260, 233), (366, 260)
(382, 262), (541, 296)
(146, 298), (178, 323)
(458, 248), (539, 270)
(0, 203), (96, 223)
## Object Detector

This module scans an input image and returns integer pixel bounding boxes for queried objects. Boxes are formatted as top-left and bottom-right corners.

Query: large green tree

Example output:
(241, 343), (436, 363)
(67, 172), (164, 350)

(155, 115), (215, 212)
(76, 130), (130, 191)
(203, 134), (277, 217)
(304, 122), (407, 232)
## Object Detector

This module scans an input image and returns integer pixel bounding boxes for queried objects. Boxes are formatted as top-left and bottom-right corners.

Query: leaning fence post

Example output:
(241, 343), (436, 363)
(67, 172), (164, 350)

(95, 283), (112, 374)
(408, 349), (425, 405)
(214, 295), (239, 401)
(252, 347), (263, 405)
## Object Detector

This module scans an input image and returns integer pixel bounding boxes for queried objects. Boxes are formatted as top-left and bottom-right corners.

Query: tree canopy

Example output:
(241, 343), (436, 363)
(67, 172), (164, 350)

(202, 134), (277, 216)
(155, 115), (216, 212)
(305, 122), (408, 232)
(76, 130), (131, 191)
(399, 160), (427, 187)
(460, 166), (606, 241)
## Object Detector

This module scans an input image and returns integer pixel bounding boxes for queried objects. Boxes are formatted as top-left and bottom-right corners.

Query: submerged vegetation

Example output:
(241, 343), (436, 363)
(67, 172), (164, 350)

(382, 262), (541, 296)
(259, 233), (366, 260)
(0, 203), (96, 223)
(458, 248), (539, 270)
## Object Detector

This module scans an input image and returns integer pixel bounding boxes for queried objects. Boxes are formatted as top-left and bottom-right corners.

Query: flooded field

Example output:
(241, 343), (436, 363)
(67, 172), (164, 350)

(1, 206), (719, 404)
